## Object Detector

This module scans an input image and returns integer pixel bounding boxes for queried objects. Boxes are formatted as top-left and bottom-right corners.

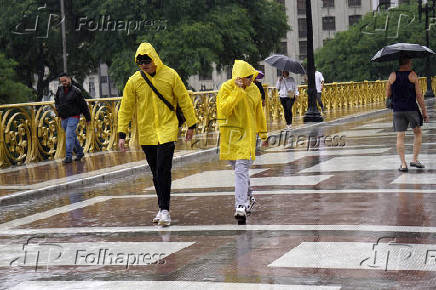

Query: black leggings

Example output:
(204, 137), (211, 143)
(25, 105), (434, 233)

(280, 97), (296, 125)
(142, 142), (175, 211)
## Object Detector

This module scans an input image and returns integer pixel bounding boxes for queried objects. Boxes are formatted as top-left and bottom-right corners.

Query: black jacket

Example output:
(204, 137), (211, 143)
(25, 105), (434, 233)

(54, 85), (91, 121)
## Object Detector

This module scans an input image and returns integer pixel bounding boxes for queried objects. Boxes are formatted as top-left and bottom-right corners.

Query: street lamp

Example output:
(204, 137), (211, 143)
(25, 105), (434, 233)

(418, 0), (435, 99)
(303, 0), (323, 123)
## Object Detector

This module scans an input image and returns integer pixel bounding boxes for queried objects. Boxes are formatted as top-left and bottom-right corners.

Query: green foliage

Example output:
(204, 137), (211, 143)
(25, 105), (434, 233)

(0, 0), (289, 96)
(315, 3), (436, 82)
(0, 54), (33, 104)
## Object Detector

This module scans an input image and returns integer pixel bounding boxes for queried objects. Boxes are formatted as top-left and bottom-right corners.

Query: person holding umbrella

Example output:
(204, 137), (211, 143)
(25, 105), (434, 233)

(276, 71), (299, 130)
(264, 54), (305, 130)
(372, 43), (434, 172)
(386, 55), (429, 172)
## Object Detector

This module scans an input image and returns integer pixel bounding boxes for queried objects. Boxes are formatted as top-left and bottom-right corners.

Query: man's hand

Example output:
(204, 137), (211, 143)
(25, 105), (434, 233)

(118, 139), (126, 152)
(423, 112), (430, 122)
(185, 128), (194, 142)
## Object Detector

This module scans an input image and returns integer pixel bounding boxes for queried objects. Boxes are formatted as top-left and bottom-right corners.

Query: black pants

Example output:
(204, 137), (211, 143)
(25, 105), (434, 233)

(316, 92), (324, 110)
(280, 97), (296, 125)
(142, 142), (175, 211)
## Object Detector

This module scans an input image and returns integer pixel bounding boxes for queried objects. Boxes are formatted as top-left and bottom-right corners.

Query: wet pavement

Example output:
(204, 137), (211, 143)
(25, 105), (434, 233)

(1, 101), (436, 289)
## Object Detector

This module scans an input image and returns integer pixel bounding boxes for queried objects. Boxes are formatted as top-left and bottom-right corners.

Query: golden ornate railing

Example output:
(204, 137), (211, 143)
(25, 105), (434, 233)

(0, 77), (434, 167)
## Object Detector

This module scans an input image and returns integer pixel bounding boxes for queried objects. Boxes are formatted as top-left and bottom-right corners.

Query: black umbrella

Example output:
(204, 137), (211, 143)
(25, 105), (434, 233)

(264, 54), (306, 74)
(371, 43), (435, 62)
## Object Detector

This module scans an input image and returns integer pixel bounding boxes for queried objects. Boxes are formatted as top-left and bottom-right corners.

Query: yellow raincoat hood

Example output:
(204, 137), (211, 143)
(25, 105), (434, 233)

(118, 43), (198, 145)
(216, 60), (267, 161)
(231, 60), (259, 80)
(134, 43), (164, 70)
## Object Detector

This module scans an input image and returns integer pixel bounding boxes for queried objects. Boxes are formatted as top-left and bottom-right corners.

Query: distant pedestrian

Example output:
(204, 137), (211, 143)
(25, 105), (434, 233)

(217, 60), (268, 224)
(276, 71), (299, 130)
(386, 56), (429, 172)
(54, 73), (91, 164)
(315, 68), (325, 112)
(118, 43), (198, 226)
(254, 70), (266, 106)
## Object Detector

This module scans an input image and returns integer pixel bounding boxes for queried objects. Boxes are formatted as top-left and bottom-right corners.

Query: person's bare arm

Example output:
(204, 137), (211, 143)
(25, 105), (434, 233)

(410, 71), (429, 122)
(386, 72), (395, 98)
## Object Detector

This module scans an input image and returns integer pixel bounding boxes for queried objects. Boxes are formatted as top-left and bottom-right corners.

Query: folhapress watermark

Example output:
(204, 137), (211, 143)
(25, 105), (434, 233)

(8, 237), (167, 272)
(75, 16), (167, 35)
(12, 3), (166, 38)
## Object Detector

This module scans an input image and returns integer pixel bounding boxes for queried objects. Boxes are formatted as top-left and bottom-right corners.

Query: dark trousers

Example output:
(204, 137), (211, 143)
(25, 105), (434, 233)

(141, 142), (175, 211)
(280, 97), (296, 125)
(316, 92), (324, 110)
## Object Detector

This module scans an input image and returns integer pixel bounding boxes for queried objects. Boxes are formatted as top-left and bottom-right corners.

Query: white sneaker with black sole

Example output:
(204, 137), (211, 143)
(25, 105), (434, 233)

(234, 205), (246, 224)
(158, 210), (171, 227)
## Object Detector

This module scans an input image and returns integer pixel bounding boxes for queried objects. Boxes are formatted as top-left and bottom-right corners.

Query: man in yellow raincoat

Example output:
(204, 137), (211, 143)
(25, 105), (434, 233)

(217, 60), (268, 224)
(118, 43), (198, 226)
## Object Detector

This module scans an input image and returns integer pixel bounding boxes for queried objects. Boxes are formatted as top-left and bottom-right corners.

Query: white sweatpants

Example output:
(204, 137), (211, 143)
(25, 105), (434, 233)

(229, 160), (253, 209)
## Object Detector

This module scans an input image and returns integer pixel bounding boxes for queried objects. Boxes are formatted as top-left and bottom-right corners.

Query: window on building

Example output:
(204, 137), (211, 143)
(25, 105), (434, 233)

(322, 0), (334, 8)
(277, 41), (288, 55)
(88, 80), (95, 97)
(322, 16), (336, 31)
(298, 18), (307, 38)
(348, 0), (361, 7)
(349, 15), (362, 26)
(299, 41), (307, 60)
(100, 76), (108, 83)
(297, 0), (306, 15)
(379, 0), (391, 9)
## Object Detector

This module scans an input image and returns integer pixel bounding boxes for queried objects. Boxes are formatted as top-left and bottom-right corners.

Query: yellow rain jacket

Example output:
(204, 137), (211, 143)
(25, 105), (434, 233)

(217, 60), (267, 161)
(118, 43), (198, 145)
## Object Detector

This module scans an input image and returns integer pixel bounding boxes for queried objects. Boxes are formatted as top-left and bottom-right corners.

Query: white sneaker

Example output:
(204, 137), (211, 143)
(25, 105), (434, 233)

(246, 196), (256, 215)
(152, 209), (162, 223)
(158, 210), (171, 226)
(234, 206), (246, 218)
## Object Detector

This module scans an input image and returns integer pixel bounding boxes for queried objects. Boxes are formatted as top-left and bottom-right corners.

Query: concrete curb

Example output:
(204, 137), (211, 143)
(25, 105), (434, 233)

(0, 147), (218, 205)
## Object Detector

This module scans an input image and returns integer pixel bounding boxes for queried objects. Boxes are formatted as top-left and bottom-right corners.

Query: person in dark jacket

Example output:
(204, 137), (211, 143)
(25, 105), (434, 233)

(254, 70), (265, 106)
(386, 56), (429, 172)
(54, 73), (91, 163)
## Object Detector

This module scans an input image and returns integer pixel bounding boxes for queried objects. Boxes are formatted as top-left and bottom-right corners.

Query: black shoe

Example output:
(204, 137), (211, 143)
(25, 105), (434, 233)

(398, 165), (408, 172)
(62, 158), (72, 164)
(410, 161), (425, 169)
(74, 153), (84, 161)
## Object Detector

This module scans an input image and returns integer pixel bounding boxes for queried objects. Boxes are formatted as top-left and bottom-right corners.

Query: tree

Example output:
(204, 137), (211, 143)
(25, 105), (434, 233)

(0, 54), (33, 104)
(315, 2), (436, 82)
(0, 0), (289, 99)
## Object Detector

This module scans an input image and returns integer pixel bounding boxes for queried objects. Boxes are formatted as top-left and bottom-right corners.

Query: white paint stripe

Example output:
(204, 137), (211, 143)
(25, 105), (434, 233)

(0, 196), (112, 230)
(3, 189), (436, 230)
(9, 281), (341, 290)
(4, 224), (436, 236)
(269, 242), (436, 271)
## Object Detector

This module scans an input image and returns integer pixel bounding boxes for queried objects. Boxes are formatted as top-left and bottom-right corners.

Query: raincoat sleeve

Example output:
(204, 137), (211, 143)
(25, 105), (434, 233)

(217, 82), (245, 118)
(173, 73), (198, 127)
(118, 79), (136, 136)
(255, 93), (268, 141)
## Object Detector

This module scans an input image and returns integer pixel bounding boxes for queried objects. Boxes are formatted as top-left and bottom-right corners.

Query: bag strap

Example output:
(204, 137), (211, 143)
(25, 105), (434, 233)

(140, 70), (175, 112)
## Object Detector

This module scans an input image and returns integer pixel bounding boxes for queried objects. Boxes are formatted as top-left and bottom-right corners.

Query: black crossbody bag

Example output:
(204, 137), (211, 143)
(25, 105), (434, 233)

(140, 71), (186, 127)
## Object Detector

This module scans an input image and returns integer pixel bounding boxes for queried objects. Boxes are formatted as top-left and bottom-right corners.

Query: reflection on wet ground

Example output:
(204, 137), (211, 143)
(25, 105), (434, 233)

(1, 101), (436, 289)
